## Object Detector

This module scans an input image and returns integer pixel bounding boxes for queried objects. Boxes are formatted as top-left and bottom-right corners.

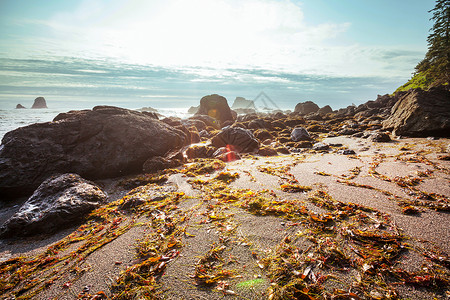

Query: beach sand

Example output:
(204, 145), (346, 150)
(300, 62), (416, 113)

(0, 136), (449, 299)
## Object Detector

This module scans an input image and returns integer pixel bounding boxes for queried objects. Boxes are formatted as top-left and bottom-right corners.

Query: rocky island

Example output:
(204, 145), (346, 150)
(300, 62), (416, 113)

(31, 96), (48, 109)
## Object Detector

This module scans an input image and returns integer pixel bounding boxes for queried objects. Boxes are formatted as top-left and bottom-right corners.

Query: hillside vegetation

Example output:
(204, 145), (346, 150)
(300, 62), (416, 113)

(396, 0), (450, 93)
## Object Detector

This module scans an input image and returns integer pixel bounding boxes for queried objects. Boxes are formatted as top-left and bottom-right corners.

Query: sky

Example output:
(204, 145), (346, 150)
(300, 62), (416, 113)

(0, 0), (436, 110)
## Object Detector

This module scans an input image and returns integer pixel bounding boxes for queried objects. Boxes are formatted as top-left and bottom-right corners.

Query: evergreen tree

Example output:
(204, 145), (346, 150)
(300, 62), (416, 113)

(417, 0), (450, 84)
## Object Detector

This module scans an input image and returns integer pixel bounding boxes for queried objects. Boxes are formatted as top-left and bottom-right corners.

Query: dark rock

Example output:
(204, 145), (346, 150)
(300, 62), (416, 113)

(290, 127), (311, 142)
(195, 94), (234, 127)
(16, 104), (26, 109)
(254, 129), (274, 141)
(352, 132), (364, 138)
(278, 136), (292, 144)
(276, 145), (290, 154)
(354, 108), (380, 120)
(305, 113), (323, 121)
(232, 97), (256, 109)
(270, 120), (285, 129)
(222, 120), (235, 128)
(142, 156), (172, 173)
(190, 114), (221, 129)
(338, 128), (358, 136)
(0, 106), (186, 198)
(31, 97), (48, 109)
(337, 105), (356, 116)
(182, 122), (201, 144)
(182, 119), (207, 132)
(258, 146), (278, 156)
(213, 147), (241, 162)
(382, 87), (450, 137)
(318, 105), (332, 115)
(294, 101), (319, 115)
(284, 117), (306, 127)
(162, 116), (183, 127)
(189, 129), (201, 144)
(248, 119), (271, 130)
(295, 141), (313, 148)
(370, 132), (391, 142)
(367, 124), (382, 130)
(307, 124), (326, 133)
(337, 149), (356, 155)
(141, 111), (159, 119)
(0, 174), (106, 238)
(312, 142), (330, 151)
(184, 144), (216, 159)
(211, 127), (259, 153)
(230, 110), (238, 121)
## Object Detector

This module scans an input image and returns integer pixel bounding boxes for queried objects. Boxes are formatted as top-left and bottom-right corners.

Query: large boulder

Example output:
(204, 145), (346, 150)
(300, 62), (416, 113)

(16, 104), (26, 109)
(31, 97), (48, 109)
(211, 127), (259, 153)
(382, 87), (450, 137)
(232, 97), (256, 110)
(290, 127), (311, 142)
(0, 174), (107, 238)
(370, 132), (391, 142)
(294, 101), (319, 115)
(195, 94), (234, 127)
(0, 106), (187, 198)
(318, 105), (333, 115)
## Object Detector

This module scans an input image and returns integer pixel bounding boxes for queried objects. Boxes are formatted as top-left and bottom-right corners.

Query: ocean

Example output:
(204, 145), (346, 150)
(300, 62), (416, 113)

(0, 107), (191, 141)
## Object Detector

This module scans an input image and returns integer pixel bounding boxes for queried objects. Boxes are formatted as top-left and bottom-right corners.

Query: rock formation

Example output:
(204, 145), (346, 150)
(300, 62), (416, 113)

(0, 106), (187, 198)
(211, 127), (259, 153)
(318, 105), (332, 115)
(370, 132), (391, 142)
(184, 144), (216, 159)
(294, 101), (319, 115)
(195, 94), (234, 127)
(188, 106), (199, 114)
(16, 104), (26, 109)
(0, 174), (107, 238)
(232, 97), (256, 109)
(290, 127), (311, 142)
(382, 86), (450, 137)
(31, 97), (48, 109)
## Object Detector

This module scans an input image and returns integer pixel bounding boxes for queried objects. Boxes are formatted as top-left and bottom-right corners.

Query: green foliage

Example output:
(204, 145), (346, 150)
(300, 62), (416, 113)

(415, 0), (450, 86)
(394, 70), (435, 93)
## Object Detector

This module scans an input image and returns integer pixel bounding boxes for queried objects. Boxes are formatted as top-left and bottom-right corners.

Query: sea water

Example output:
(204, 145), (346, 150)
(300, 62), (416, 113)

(0, 107), (191, 141)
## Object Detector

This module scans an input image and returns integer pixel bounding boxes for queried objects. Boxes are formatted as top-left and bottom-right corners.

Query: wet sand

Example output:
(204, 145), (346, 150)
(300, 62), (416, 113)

(0, 136), (449, 299)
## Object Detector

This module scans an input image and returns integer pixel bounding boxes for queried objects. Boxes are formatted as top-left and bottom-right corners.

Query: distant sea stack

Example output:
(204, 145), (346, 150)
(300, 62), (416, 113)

(232, 97), (256, 109)
(31, 97), (48, 109)
(16, 104), (26, 109)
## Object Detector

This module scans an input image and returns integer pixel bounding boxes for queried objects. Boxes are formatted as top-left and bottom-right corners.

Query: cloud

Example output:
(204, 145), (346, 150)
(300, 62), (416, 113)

(0, 0), (425, 82)
(4, 1), (356, 72)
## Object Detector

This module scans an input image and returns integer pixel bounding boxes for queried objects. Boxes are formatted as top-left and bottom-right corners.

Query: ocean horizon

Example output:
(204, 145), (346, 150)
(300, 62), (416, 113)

(0, 56), (406, 112)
